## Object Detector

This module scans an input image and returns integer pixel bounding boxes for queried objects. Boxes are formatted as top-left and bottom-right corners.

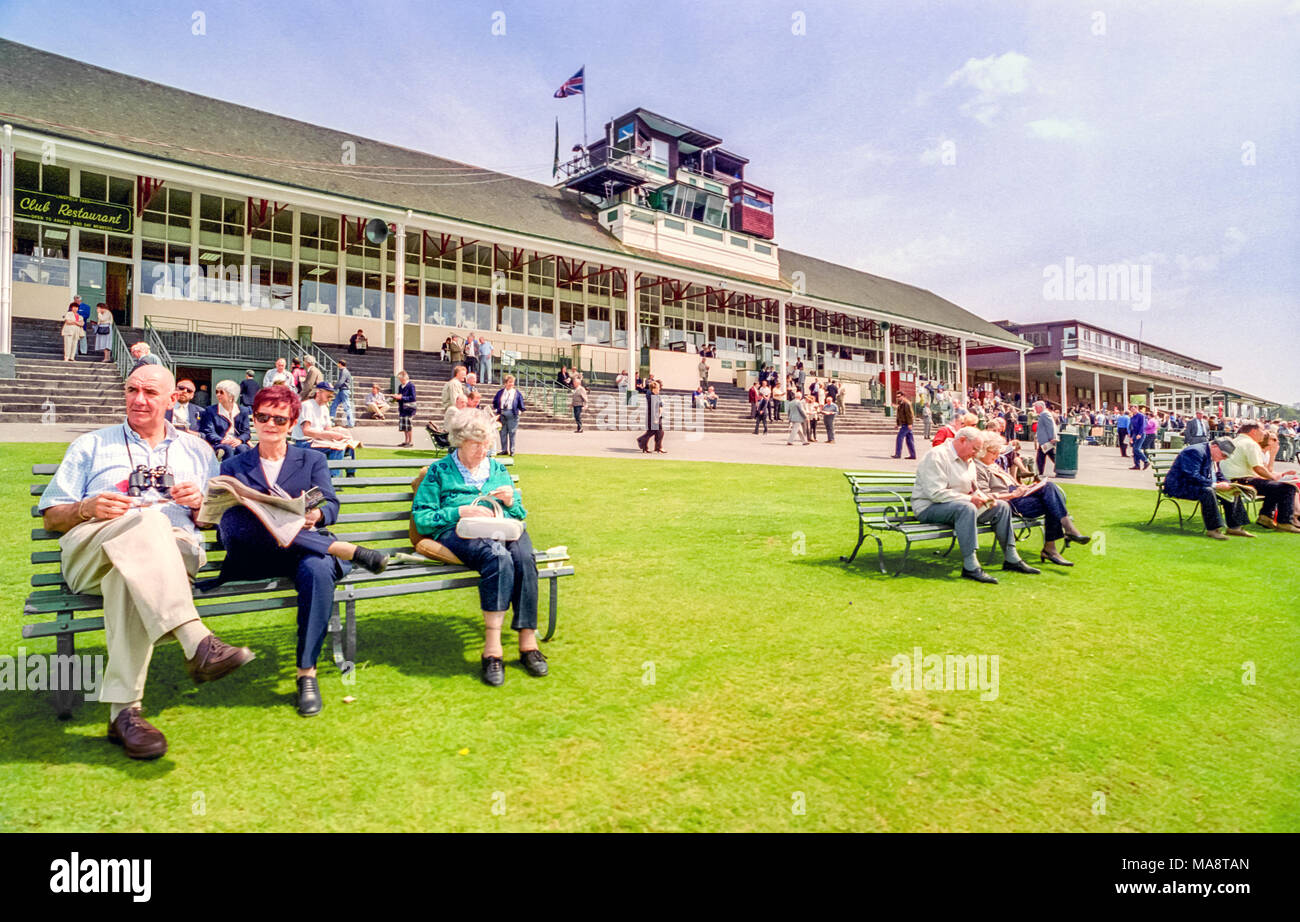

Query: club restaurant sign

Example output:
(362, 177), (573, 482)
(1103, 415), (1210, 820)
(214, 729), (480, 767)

(15, 190), (133, 234)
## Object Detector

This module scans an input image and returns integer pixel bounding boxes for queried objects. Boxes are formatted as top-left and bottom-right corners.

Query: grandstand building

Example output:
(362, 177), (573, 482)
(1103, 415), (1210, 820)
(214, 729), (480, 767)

(0, 38), (1032, 397)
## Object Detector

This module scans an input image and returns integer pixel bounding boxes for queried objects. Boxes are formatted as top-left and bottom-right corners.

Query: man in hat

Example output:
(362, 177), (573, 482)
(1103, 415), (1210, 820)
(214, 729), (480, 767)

(297, 355), (323, 400)
(1162, 437), (1254, 539)
(299, 382), (353, 459)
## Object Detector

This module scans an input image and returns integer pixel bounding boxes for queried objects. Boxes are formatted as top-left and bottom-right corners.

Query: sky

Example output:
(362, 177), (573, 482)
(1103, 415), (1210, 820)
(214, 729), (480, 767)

(3, 0), (1298, 402)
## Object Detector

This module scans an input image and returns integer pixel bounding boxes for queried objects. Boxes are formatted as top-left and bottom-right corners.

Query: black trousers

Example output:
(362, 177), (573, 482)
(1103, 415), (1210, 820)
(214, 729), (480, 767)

(1117, 429), (1128, 456)
(1036, 445), (1056, 475)
(637, 427), (664, 451)
(1233, 478), (1297, 522)
(1193, 489), (1248, 531)
(573, 406), (584, 431)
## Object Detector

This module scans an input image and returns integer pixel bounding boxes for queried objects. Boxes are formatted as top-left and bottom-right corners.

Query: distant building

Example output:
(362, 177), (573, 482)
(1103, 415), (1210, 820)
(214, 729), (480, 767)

(965, 319), (1269, 417)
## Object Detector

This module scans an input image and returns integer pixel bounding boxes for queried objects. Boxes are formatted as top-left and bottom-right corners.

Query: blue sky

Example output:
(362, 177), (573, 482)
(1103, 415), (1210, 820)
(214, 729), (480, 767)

(3, 0), (1298, 402)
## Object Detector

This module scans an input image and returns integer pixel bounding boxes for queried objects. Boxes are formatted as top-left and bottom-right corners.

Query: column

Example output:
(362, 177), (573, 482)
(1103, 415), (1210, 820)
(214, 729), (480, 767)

(777, 300), (788, 384)
(392, 222), (405, 386)
(882, 321), (892, 407)
(1093, 370), (1100, 408)
(959, 338), (967, 397)
(0, 123), (14, 374)
(1059, 359), (1067, 407)
(625, 267), (636, 375)
(1122, 377), (1129, 407)
(1018, 349), (1026, 412)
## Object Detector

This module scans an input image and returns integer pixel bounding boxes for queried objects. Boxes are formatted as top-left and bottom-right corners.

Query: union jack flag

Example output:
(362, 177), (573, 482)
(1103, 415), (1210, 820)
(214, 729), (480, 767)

(553, 67), (584, 98)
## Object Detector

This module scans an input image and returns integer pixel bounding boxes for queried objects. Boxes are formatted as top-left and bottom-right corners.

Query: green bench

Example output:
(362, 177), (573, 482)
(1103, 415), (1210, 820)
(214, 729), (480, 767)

(839, 471), (1043, 576)
(1146, 448), (1258, 530)
(24, 456), (574, 718)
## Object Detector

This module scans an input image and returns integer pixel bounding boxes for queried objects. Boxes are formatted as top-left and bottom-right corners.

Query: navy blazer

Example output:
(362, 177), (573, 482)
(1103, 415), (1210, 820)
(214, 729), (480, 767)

(1163, 443), (1224, 499)
(199, 403), (252, 449)
(219, 444), (340, 529)
(492, 388), (526, 415)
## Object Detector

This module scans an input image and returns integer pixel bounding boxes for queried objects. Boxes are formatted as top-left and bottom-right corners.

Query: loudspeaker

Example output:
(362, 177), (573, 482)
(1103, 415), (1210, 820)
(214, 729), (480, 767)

(364, 218), (390, 245)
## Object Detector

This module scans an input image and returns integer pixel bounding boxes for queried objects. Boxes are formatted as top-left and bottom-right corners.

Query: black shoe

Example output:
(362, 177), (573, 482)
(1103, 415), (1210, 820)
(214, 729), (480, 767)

(481, 656), (505, 686)
(1001, 559), (1041, 575)
(352, 546), (389, 574)
(296, 676), (322, 717)
(519, 648), (549, 677)
(961, 567), (998, 584)
(1063, 533), (1091, 547)
(1040, 550), (1074, 566)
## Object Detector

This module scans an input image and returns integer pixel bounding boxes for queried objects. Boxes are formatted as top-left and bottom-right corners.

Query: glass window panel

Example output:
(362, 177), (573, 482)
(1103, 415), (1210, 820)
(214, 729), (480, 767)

(107, 234), (132, 259)
(15, 158), (39, 191)
(79, 230), (106, 255)
(80, 172), (107, 201)
(108, 177), (133, 207)
(42, 165), (70, 195)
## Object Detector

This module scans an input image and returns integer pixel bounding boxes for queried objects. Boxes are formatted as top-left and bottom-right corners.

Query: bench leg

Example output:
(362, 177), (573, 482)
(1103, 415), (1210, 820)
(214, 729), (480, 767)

(892, 539), (913, 577)
(935, 535), (956, 558)
(329, 603), (345, 672)
(53, 632), (77, 720)
(344, 600), (357, 670)
(1146, 492), (1163, 526)
(840, 523), (866, 564)
(541, 578), (558, 643)
(873, 536), (886, 575)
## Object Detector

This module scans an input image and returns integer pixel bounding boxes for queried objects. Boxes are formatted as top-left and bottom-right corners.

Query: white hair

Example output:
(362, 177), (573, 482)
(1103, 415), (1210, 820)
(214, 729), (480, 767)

(979, 430), (1005, 452)
(215, 379), (239, 398)
(955, 426), (983, 444)
(1033, 401), (1045, 412)
(445, 407), (492, 447)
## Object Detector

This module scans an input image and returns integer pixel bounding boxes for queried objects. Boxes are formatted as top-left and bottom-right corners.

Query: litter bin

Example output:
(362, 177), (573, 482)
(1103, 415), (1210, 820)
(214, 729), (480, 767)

(1054, 427), (1079, 478)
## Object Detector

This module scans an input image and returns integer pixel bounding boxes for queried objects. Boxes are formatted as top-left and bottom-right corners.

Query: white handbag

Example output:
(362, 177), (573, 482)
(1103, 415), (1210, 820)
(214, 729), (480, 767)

(454, 495), (523, 542)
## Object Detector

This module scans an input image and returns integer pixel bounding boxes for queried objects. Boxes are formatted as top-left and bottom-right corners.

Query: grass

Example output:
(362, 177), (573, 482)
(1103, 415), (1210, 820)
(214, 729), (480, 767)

(0, 441), (1297, 832)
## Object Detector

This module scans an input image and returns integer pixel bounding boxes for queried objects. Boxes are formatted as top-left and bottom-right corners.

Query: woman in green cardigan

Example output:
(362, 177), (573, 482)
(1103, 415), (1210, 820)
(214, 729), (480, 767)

(411, 408), (546, 686)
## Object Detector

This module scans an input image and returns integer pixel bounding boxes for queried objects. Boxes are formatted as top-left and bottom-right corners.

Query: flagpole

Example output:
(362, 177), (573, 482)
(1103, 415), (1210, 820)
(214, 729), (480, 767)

(581, 65), (588, 146)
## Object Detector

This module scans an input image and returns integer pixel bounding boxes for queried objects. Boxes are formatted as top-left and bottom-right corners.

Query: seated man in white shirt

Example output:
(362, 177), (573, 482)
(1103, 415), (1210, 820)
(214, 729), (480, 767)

(300, 382), (354, 460)
(37, 364), (255, 760)
(911, 426), (1041, 583)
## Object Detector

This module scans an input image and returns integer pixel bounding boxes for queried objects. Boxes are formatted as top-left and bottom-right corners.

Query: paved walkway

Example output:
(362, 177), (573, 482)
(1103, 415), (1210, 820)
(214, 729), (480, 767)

(6, 422), (1294, 491)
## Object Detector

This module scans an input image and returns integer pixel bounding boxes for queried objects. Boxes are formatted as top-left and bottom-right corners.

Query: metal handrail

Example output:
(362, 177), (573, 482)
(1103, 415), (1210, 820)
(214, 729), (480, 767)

(273, 327), (341, 387)
(111, 326), (133, 381)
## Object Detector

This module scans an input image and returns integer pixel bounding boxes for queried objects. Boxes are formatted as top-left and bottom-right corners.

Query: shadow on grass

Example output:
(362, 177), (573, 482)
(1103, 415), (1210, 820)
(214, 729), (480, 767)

(0, 609), (486, 771)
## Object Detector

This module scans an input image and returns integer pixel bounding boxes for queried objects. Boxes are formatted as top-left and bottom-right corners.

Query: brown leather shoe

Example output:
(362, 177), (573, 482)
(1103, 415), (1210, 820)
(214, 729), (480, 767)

(107, 707), (167, 760)
(185, 634), (255, 684)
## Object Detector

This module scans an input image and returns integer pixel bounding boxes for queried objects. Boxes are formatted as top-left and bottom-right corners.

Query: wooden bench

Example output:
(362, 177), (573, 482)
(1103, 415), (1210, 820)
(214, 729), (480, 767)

(839, 471), (1044, 576)
(24, 456), (574, 718)
(1146, 447), (1258, 530)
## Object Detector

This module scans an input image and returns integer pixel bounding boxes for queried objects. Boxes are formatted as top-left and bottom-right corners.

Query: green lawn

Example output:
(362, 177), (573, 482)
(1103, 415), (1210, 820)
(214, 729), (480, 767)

(0, 441), (1296, 832)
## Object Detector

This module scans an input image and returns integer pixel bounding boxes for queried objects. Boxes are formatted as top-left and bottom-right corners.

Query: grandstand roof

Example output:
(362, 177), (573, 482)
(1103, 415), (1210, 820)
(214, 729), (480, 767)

(0, 38), (1026, 349)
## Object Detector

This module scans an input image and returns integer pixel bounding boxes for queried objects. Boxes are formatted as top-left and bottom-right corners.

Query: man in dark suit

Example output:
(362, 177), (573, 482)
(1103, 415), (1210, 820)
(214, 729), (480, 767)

(198, 381), (253, 458)
(1184, 410), (1210, 445)
(238, 370), (259, 412)
(1163, 437), (1252, 539)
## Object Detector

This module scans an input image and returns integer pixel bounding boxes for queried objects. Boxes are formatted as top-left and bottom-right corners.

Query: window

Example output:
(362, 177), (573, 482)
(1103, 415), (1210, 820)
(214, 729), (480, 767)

(140, 187), (192, 299)
(298, 213), (339, 314)
(650, 137), (669, 164)
(12, 221), (70, 286)
(424, 280), (457, 326)
(198, 195), (246, 303)
(79, 171), (133, 208)
(15, 157), (69, 195)
(1023, 331), (1050, 348)
(344, 219), (384, 318)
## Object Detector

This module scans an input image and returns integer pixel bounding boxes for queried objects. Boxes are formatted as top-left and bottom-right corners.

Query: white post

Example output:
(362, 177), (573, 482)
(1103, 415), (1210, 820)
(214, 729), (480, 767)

(1093, 370), (1100, 408)
(1018, 348), (1026, 412)
(0, 124), (14, 365)
(1059, 359), (1067, 407)
(392, 223), (405, 382)
(959, 338), (967, 398)
(882, 322), (892, 408)
(777, 300), (788, 385)
(625, 267), (637, 376)
(1122, 377), (1129, 407)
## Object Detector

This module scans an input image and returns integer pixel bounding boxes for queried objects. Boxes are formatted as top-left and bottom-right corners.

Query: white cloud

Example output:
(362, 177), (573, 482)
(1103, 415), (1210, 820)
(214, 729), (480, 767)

(944, 52), (1031, 125)
(1222, 226), (1246, 257)
(1026, 117), (1091, 141)
(855, 234), (970, 279)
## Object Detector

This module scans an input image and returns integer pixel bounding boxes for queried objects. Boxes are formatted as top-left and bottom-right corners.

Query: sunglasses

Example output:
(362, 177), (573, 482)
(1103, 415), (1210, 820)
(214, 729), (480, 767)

(176, 386), (194, 393)
(253, 412), (293, 426)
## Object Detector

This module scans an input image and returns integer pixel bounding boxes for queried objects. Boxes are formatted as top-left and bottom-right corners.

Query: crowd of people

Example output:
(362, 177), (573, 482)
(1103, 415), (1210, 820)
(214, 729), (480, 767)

(744, 362), (845, 444)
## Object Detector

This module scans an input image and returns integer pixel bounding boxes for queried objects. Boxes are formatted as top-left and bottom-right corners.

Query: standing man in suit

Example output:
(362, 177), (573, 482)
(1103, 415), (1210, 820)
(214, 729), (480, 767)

(785, 389), (809, 446)
(892, 393), (916, 459)
(213, 384), (387, 716)
(1129, 405), (1149, 470)
(1035, 401), (1058, 476)
(1184, 410), (1210, 445)
(238, 370), (259, 413)
(199, 380), (253, 459)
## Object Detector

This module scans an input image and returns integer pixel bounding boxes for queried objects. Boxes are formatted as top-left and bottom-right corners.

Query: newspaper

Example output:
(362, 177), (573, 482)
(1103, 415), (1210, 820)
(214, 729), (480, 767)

(196, 475), (309, 548)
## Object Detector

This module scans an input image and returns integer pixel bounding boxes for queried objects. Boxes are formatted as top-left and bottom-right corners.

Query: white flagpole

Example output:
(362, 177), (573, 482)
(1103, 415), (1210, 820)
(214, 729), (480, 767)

(581, 66), (588, 146)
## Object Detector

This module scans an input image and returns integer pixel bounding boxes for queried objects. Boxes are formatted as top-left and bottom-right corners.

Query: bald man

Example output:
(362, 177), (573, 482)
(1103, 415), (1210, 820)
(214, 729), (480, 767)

(38, 365), (255, 760)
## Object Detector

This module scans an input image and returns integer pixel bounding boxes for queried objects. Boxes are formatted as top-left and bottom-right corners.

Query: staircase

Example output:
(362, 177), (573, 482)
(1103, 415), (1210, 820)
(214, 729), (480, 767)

(321, 343), (895, 434)
(1, 317), (128, 427)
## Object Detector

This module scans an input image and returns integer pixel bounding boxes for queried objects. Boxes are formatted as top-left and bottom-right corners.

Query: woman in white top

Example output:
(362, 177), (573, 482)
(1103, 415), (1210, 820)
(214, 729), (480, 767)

(61, 307), (83, 361)
(94, 304), (114, 361)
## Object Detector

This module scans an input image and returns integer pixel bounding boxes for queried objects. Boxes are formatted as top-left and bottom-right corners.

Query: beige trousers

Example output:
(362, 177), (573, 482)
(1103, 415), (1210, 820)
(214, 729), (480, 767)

(59, 507), (206, 704)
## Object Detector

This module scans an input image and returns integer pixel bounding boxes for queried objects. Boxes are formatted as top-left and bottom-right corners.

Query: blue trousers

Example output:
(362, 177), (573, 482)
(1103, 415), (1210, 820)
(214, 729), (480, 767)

(1131, 437), (1148, 468)
(328, 390), (355, 426)
(217, 505), (351, 669)
(500, 413), (519, 455)
(894, 425), (915, 458)
(1008, 482), (1069, 542)
(435, 527), (538, 629)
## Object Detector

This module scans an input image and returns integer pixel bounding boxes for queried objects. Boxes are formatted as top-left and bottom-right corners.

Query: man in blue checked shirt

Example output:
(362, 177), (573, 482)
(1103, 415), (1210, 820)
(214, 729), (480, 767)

(38, 364), (256, 761)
